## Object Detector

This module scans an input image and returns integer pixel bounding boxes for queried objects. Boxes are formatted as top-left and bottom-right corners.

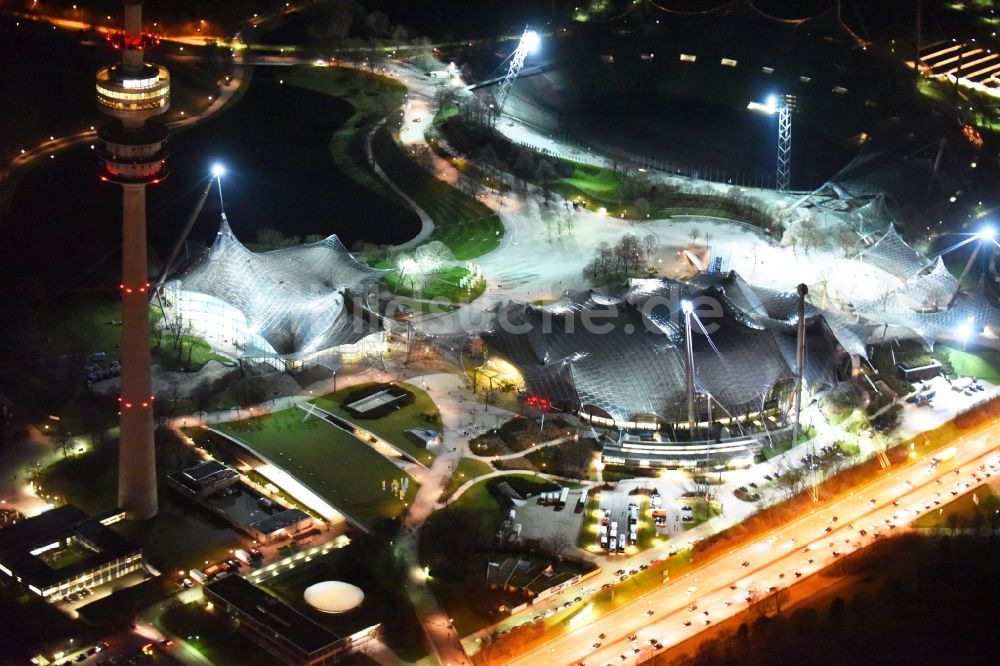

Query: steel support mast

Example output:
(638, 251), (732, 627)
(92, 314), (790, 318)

(494, 26), (536, 117)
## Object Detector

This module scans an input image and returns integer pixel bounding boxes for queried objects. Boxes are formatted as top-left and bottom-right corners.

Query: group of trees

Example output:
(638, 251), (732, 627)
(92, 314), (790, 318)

(306, 2), (410, 45)
(673, 535), (1000, 666)
(582, 233), (659, 283)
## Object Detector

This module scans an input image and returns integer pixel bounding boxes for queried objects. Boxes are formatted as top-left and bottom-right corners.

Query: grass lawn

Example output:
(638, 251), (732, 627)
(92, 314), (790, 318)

(576, 491), (604, 550)
(151, 334), (231, 372)
(311, 382), (440, 467)
(36, 431), (244, 572)
(760, 424), (818, 460)
(422, 475), (561, 637)
(633, 497), (660, 550)
(372, 126), (504, 259)
(553, 163), (628, 213)
(913, 484), (1000, 530)
(380, 265), (487, 303)
(30, 297), (225, 393)
(937, 344), (1000, 383)
(442, 458), (494, 499)
(216, 408), (418, 530)
(682, 498), (723, 531)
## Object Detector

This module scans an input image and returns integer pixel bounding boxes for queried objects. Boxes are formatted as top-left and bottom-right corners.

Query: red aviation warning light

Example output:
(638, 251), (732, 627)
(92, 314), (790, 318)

(107, 31), (160, 50)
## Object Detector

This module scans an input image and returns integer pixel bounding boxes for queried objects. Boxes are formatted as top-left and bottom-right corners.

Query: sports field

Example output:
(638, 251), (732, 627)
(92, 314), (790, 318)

(312, 382), (441, 466)
(217, 408), (417, 531)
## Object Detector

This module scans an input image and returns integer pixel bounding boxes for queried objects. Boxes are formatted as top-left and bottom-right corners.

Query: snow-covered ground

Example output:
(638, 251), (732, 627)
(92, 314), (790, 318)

(380, 61), (907, 330)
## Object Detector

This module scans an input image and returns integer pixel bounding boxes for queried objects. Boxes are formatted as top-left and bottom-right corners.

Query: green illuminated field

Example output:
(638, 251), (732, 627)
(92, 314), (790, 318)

(217, 408), (417, 530)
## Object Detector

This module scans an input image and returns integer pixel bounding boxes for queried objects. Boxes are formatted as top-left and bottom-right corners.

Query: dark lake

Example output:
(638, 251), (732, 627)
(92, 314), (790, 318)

(1, 69), (418, 293)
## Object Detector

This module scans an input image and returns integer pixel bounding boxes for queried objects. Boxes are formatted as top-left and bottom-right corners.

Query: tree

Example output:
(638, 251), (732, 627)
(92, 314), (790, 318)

(689, 228), (700, 246)
(535, 159), (557, 204)
(946, 511), (961, 535)
(194, 378), (214, 416)
(772, 587), (790, 614)
(363, 11), (390, 38)
(542, 533), (571, 558)
(643, 233), (658, 259)
(614, 234), (644, 275)
(513, 150), (535, 194)
(631, 197), (651, 220)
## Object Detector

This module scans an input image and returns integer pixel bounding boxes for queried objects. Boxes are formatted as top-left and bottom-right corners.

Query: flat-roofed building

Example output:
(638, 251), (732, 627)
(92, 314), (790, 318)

(167, 459), (240, 499)
(0, 505), (143, 601)
(204, 575), (378, 665)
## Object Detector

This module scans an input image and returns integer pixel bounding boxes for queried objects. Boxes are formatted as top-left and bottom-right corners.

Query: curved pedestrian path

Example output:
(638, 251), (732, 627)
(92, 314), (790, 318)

(443, 468), (596, 507)
(467, 435), (570, 461)
(364, 120), (436, 249)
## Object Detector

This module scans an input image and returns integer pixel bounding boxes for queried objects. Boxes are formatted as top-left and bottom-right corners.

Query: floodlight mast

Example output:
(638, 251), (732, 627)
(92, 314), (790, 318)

(682, 300), (696, 438)
(950, 226), (996, 306)
(748, 94), (795, 193)
(776, 98), (792, 193)
(494, 26), (538, 119)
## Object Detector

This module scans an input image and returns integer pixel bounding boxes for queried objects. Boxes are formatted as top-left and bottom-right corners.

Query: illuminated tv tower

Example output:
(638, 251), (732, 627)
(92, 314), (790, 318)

(96, 0), (170, 520)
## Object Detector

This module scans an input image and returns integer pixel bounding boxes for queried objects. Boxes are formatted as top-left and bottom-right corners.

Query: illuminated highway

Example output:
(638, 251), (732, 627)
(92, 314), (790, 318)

(509, 429), (999, 666)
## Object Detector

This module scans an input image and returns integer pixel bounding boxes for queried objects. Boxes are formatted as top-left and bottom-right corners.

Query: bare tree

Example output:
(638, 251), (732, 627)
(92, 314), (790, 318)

(642, 233), (658, 258)
(543, 533), (571, 558)
(772, 587), (790, 614)
(513, 150), (535, 194)
(534, 159), (557, 205)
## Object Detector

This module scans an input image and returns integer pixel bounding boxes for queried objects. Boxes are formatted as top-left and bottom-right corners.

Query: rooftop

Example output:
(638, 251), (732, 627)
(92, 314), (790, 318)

(0, 505), (140, 589)
(205, 575), (340, 656)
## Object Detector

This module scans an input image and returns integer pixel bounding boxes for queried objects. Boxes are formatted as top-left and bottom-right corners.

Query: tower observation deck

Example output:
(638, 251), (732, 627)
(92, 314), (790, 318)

(97, 0), (169, 520)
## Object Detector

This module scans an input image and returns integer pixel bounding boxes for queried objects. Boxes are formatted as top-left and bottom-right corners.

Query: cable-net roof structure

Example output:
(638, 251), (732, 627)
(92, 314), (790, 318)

(854, 289), (1000, 348)
(482, 274), (850, 427)
(845, 194), (895, 237)
(165, 217), (386, 369)
(855, 228), (930, 280)
(901, 257), (959, 311)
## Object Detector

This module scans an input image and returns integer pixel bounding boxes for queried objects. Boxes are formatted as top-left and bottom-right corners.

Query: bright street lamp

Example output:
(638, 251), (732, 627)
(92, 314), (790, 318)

(211, 163), (225, 178)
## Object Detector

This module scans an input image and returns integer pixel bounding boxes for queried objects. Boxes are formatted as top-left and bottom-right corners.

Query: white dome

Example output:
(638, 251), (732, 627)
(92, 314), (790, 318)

(303, 581), (364, 614)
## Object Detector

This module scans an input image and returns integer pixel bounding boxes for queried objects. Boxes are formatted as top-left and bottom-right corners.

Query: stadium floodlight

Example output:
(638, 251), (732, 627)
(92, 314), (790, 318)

(952, 224), (999, 304)
(957, 318), (974, 341)
(748, 93), (795, 193)
(211, 163), (225, 178)
(957, 317), (976, 350)
(494, 26), (541, 118)
(521, 29), (541, 54)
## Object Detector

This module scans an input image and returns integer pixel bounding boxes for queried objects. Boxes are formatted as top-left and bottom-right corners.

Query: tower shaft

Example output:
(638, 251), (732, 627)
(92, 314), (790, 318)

(98, 0), (170, 520)
(118, 184), (157, 518)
